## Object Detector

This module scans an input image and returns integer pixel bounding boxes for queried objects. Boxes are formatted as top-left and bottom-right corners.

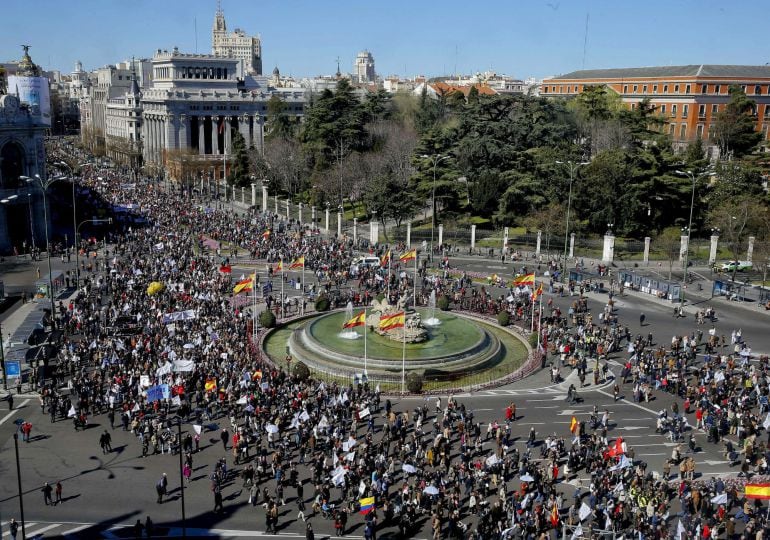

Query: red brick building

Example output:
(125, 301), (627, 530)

(541, 65), (770, 154)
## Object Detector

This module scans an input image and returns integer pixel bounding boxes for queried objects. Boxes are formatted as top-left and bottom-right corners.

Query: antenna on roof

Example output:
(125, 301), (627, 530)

(582, 12), (590, 70)
(194, 17), (198, 53)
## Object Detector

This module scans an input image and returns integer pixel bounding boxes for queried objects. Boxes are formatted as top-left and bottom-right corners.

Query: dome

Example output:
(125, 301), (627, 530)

(272, 66), (280, 77)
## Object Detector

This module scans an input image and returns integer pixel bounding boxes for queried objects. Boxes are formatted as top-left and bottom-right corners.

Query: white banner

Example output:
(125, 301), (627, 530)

(579, 502), (592, 522)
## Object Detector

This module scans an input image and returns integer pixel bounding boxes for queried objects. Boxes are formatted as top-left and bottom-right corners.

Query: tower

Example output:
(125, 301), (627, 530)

(354, 50), (375, 83)
(211, 1), (262, 75)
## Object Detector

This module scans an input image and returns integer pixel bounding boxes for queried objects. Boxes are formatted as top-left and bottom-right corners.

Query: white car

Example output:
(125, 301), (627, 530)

(353, 256), (381, 269)
(720, 260), (753, 272)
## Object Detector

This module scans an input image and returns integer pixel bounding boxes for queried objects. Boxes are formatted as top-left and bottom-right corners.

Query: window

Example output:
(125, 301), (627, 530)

(699, 104), (706, 118)
(741, 85), (747, 93)
(765, 105), (770, 118)
(660, 104), (666, 114)
(664, 84), (669, 93)
(217, 67), (222, 79)
(674, 84), (679, 93)
(623, 85), (628, 93)
(633, 85), (638, 93)
(696, 124), (704, 138)
(671, 104), (677, 117)
(756, 85), (762, 95)
(701, 85), (708, 94)
(682, 105), (689, 118)
(653, 84), (658, 93)
(712, 104), (718, 114)
(685, 84), (691, 94)
(714, 84), (721, 94)
(680, 124), (687, 139)
(643, 85), (648, 93)
(669, 124), (675, 135)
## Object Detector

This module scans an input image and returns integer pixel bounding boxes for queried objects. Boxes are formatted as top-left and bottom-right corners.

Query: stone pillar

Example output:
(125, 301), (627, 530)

(679, 235), (689, 263)
(239, 115), (250, 146)
(438, 224), (444, 247)
(274, 196), (278, 214)
(165, 113), (176, 152)
(602, 233), (615, 263)
(325, 208), (330, 233)
(262, 185), (268, 212)
(371, 219), (379, 245)
(643, 236), (651, 264)
(709, 235), (719, 264)
(747, 236), (756, 262)
(298, 203), (303, 224)
(251, 183), (257, 206)
(535, 230), (542, 257)
(503, 227), (509, 252)
(406, 222), (412, 248)
(337, 211), (342, 237)
(311, 206), (316, 227)
(225, 116), (232, 152)
(198, 116), (206, 155)
(470, 224), (476, 250)
(241, 186), (245, 204)
(353, 218), (358, 244)
(179, 114), (189, 149)
(569, 233), (575, 258)
(285, 199), (290, 219)
(212, 116), (220, 155)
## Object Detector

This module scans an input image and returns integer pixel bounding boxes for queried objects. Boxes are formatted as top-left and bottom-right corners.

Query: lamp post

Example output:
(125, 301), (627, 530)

(75, 218), (112, 288)
(175, 416), (187, 538)
(555, 160), (589, 279)
(420, 154), (450, 259)
(56, 161), (87, 252)
(20, 174), (59, 329)
(675, 169), (715, 292)
(13, 418), (26, 540)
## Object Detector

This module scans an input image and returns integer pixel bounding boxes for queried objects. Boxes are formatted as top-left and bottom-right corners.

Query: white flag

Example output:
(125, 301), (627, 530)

(359, 407), (370, 419)
(578, 502), (592, 522)
(710, 492), (727, 504)
(571, 524), (583, 540)
(193, 424), (202, 435)
(68, 405), (76, 418)
(676, 520), (686, 540)
(763, 413), (770, 430)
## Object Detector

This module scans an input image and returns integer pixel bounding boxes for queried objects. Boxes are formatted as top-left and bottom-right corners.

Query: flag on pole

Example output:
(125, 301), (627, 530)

(399, 249), (416, 262)
(532, 283), (543, 302)
(511, 273), (535, 286)
(379, 311), (405, 331)
(607, 437), (625, 458)
(359, 496), (375, 515)
(262, 230), (271, 239)
(550, 505), (559, 527)
(380, 250), (391, 267)
(343, 311), (366, 329)
(289, 256), (305, 269)
(569, 416), (578, 433)
(233, 274), (255, 295)
(204, 378), (217, 393)
(274, 260), (283, 273)
(745, 483), (770, 499)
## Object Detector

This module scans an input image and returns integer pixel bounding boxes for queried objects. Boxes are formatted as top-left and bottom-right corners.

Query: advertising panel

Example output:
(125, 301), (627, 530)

(7, 75), (51, 125)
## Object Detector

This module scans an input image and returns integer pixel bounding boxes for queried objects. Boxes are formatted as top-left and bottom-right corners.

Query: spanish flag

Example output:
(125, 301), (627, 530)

(204, 378), (217, 393)
(569, 416), (578, 433)
(379, 311), (405, 331)
(512, 273), (535, 287)
(380, 250), (391, 267)
(359, 496), (375, 515)
(252, 370), (263, 380)
(262, 229), (271, 239)
(550, 504), (559, 527)
(399, 249), (416, 262)
(274, 260), (283, 273)
(746, 483), (770, 499)
(289, 256), (305, 269)
(343, 311), (366, 329)
(532, 283), (543, 302)
(233, 274), (255, 295)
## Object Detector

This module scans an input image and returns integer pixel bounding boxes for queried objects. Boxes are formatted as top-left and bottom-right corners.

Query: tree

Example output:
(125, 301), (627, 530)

(265, 95), (295, 141)
(656, 227), (683, 283)
(711, 85), (763, 158)
(707, 195), (766, 281)
(264, 138), (305, 197)
(227, 131), (251, 187)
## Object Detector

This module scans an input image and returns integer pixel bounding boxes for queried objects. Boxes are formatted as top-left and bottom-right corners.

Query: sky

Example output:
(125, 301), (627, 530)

(2, 0), (769, 80)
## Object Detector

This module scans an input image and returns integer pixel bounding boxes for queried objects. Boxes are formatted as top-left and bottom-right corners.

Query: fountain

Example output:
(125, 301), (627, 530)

(338, 301), (361, 340)
(423, 290), (442, 327)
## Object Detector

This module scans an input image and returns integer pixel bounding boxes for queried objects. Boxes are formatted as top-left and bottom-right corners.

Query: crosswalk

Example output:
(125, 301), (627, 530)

(1, 521), (91, 539)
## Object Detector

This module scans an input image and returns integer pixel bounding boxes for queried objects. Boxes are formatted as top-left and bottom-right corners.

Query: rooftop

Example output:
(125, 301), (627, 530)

(551, 65), (770, 81)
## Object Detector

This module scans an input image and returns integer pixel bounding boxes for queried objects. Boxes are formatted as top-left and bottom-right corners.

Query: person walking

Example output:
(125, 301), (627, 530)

(144, 516), (154, 538)
(213, 485), (224, 513)
(9, 518), (19, 540)
(55, 480), (63, 505)
(156, 473), (168, 504)
(100, 430), (112, 453)
(42, 482), (53, 505)
(305, 522), (314, 540)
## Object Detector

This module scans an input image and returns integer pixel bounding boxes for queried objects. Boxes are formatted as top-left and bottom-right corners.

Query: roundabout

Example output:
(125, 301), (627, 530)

(263, 308), (531, 391)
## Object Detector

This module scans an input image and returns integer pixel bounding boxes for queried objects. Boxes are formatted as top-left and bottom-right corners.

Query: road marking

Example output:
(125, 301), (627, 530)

(0, 400), (29, 426)
(2, 523), (37, 538)
(596, 390), (660, 417)
(638, 453), (666, 456)
(61, 524), (92, 536)
(25, 523), (61, 537)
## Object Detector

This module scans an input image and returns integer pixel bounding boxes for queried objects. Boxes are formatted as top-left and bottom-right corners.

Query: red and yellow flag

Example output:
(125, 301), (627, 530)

(379, 311), (405, 331)
(274, 260), (283, 273)
(532, 284), (543, 302)
(343, 311), (366, 329)
(550, 504), (559, 527)
(746, 483), (770, 499)
(511, 273), (535, 287)
(262, 230), (271, 239)
(233, 274), (255, 295)
(252, 370), (263, 380)
(204, 378), (217, 393)
(569, 416), (578, 433)
(380, 250), (391, 267)
(399, 249), (416, 263)
(289, 256), (305, 269)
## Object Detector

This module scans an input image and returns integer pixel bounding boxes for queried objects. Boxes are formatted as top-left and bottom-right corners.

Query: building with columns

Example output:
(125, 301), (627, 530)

(137, 48), (305, 181)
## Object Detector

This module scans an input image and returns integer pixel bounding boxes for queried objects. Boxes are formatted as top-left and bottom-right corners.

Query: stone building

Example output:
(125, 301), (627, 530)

(212, 4), (262, 76)
(354, 50), (375, 83)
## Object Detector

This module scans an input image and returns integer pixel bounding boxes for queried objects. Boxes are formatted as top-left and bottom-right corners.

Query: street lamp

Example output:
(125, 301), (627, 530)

(555, 160), (589, 280)
(420, 154), (451, 259)
(675, 169), (715, 290)
(56, 161), (88, 251)
(74, 218), (112, 288)
(12, 418), (26, 540)
(175, 416), (187, 538)
(20, 174), (60, 330)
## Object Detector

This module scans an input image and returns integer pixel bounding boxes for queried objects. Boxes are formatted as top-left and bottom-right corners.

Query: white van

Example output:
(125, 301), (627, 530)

(354, 256), (381, 269)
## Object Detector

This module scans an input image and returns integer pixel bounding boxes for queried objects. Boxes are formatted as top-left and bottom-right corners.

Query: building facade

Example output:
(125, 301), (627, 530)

(541, 65), (770, 153)
(354, 51), (375, 83)
(212, 5), (262, 76)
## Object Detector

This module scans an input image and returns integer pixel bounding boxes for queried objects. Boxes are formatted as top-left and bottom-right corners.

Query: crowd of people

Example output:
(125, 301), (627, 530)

(18, 146), (770, 539)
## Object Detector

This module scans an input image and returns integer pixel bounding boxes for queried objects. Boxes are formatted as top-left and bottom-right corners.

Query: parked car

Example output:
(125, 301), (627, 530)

(720, 260), (753, 272)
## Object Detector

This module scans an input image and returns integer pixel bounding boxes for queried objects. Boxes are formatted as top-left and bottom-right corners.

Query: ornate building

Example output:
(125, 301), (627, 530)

(354, 50), (375, 83)
(212, 3), (262, 76)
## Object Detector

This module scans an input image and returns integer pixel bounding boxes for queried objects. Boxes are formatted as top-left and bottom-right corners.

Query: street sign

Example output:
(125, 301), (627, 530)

(4, 361), (21, 378)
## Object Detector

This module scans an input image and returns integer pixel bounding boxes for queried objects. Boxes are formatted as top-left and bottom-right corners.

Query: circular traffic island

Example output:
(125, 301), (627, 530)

(263, 309), (531, 393)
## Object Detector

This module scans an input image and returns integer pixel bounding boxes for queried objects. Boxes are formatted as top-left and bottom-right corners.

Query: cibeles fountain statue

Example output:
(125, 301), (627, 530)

(368, 294), (429, 343)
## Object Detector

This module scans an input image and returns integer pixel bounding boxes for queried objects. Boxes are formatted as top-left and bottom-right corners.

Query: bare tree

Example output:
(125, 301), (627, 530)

(263, 138), (304, 198)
